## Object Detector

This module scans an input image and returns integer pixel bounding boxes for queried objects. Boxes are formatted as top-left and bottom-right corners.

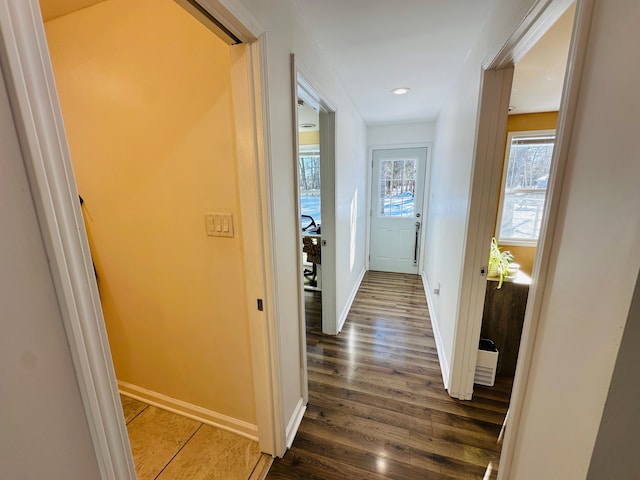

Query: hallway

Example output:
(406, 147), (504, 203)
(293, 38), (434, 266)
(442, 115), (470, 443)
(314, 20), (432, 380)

(267, 271), (511, 479)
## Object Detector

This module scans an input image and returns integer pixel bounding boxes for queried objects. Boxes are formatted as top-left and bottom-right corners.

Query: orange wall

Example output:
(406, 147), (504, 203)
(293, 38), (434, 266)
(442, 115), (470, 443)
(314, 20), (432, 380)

(496, 112), (558, 275)
(43, 0), (256, 424)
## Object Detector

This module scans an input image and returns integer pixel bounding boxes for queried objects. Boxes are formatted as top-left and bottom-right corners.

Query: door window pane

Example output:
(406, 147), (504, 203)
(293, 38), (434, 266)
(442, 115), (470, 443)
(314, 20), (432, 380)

(378, 158), (416, 217)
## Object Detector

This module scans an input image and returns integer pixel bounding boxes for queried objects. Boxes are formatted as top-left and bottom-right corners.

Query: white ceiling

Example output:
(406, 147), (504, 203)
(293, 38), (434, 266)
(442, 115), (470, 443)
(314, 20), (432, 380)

(298, 101), (319, 132)
(509, 3), (574, 115)
(294, 0), (493, 125)
(40, 0), (574, 125)
(294, 0), (575, 125)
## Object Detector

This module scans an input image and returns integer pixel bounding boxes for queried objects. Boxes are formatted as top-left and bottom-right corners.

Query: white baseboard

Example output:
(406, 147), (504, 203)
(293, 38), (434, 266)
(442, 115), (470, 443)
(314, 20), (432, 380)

(337, 267), (366, 333)
(421, 273), (450, 390)
(118, 381), (258, 441)
(285, 397), (306, 449)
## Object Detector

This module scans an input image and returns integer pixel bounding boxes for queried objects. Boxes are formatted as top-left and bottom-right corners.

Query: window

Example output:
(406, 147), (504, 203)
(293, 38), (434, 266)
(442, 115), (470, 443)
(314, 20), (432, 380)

(378, 158), (416, 217)
(299, 145), (321, 223)
(496, 130), (556, 246)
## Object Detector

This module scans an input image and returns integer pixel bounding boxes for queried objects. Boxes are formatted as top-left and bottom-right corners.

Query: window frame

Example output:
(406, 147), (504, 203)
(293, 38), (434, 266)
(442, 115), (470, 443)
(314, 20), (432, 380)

(495, 129), (556, 247)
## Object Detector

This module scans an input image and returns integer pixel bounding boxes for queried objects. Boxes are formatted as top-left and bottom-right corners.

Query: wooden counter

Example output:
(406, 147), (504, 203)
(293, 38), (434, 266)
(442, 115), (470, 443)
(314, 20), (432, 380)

(480, 271), (531, 376)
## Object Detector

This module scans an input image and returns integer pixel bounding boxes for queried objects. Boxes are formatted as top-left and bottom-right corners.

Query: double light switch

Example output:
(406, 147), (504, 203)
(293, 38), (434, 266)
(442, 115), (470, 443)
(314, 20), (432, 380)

(205, 213), (234, 237)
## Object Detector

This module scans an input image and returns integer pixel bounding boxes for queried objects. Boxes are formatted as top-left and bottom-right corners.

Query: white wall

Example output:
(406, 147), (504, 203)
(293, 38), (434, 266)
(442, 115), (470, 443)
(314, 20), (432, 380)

(425, 75), (481, 383)
(334, 103), (368, 328)
(237, 0), (368, 443)
(587, 271), (640, 479)
(0, 63), (101, 479)
(368, 121), (435, 146)
(508, 0), (640, 476)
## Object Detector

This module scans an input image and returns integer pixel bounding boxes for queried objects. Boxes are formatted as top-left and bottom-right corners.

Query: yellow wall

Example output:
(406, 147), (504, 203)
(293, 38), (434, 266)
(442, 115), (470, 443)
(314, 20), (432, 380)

(43, 0), (256, 424)
(506, 111), (558, 134)
(496, 112), (558, 275)
(299, 130), (319, 145)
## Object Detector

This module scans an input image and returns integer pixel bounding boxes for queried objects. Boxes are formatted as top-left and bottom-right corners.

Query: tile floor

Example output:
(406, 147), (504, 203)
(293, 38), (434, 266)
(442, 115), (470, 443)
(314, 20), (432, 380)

(120, 395), (271, 480)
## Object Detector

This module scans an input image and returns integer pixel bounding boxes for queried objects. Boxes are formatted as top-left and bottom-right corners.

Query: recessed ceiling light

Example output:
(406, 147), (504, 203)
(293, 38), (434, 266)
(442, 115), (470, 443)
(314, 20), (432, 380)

(392, 87), (411, 95)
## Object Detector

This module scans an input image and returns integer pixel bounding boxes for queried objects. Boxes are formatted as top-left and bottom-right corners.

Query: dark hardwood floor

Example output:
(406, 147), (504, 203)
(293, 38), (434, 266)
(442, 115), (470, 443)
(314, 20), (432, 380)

(266, 271), (512, 480)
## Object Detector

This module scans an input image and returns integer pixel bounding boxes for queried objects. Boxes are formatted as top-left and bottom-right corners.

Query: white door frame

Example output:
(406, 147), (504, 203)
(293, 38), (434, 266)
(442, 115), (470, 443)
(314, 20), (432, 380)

(0, 1), (283, 478)
(447, 67), (515, 400)
(366, 143), (432, 273)
(497, 2), (595, 477)
(446, 0), (595, 477)
(292, 56), (339, 337)
(230, 38), (283, 455)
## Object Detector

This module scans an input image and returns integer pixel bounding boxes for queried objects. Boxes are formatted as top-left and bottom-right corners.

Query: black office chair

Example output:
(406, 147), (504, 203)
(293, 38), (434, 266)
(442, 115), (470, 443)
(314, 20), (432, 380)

(301, 215), (321, 286)
(301, 214), (319, 233)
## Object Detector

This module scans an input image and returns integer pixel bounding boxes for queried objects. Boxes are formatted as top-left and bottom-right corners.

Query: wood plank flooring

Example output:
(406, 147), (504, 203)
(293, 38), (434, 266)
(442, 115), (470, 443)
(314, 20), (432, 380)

(267, 271), (512, 479)
(121, 395), (271, 479)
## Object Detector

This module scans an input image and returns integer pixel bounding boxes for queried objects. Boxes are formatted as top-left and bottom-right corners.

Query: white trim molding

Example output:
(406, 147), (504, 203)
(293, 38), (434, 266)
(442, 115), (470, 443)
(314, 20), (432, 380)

(231, 35), (283, 456)
(451, 66), (514, 402)
(285, 397), (307, 449)
(0, 1), (135, 478)
(119, 382), (258, 440)
(421, 273), (450, 391)
(291, 54), (309, 404)
(255, 34), (288, 456)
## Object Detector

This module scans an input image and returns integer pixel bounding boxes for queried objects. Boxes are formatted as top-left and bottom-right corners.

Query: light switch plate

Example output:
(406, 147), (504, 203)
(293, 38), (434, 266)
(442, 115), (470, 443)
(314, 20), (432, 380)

(205, 213), (234, 237)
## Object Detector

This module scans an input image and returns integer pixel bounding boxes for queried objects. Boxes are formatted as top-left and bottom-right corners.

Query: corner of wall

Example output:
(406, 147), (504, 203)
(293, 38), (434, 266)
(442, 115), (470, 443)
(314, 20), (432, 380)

(337, 266), (366, 333)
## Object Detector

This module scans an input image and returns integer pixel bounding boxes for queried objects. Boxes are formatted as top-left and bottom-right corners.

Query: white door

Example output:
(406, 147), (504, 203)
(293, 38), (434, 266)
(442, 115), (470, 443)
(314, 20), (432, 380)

(370, 147), (427, 274)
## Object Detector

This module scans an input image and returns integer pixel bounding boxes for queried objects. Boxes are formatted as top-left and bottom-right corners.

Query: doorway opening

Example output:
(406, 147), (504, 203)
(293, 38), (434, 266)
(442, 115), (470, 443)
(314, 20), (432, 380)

(298, 102), (322, 291)
(452, 0), (590, 477)
(290, 59), (339, 448)
(477, 3), (575, 387)
(294, 59), (338, 342)
(35, 0), (278, 472)
(40, 0), (260, 464)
